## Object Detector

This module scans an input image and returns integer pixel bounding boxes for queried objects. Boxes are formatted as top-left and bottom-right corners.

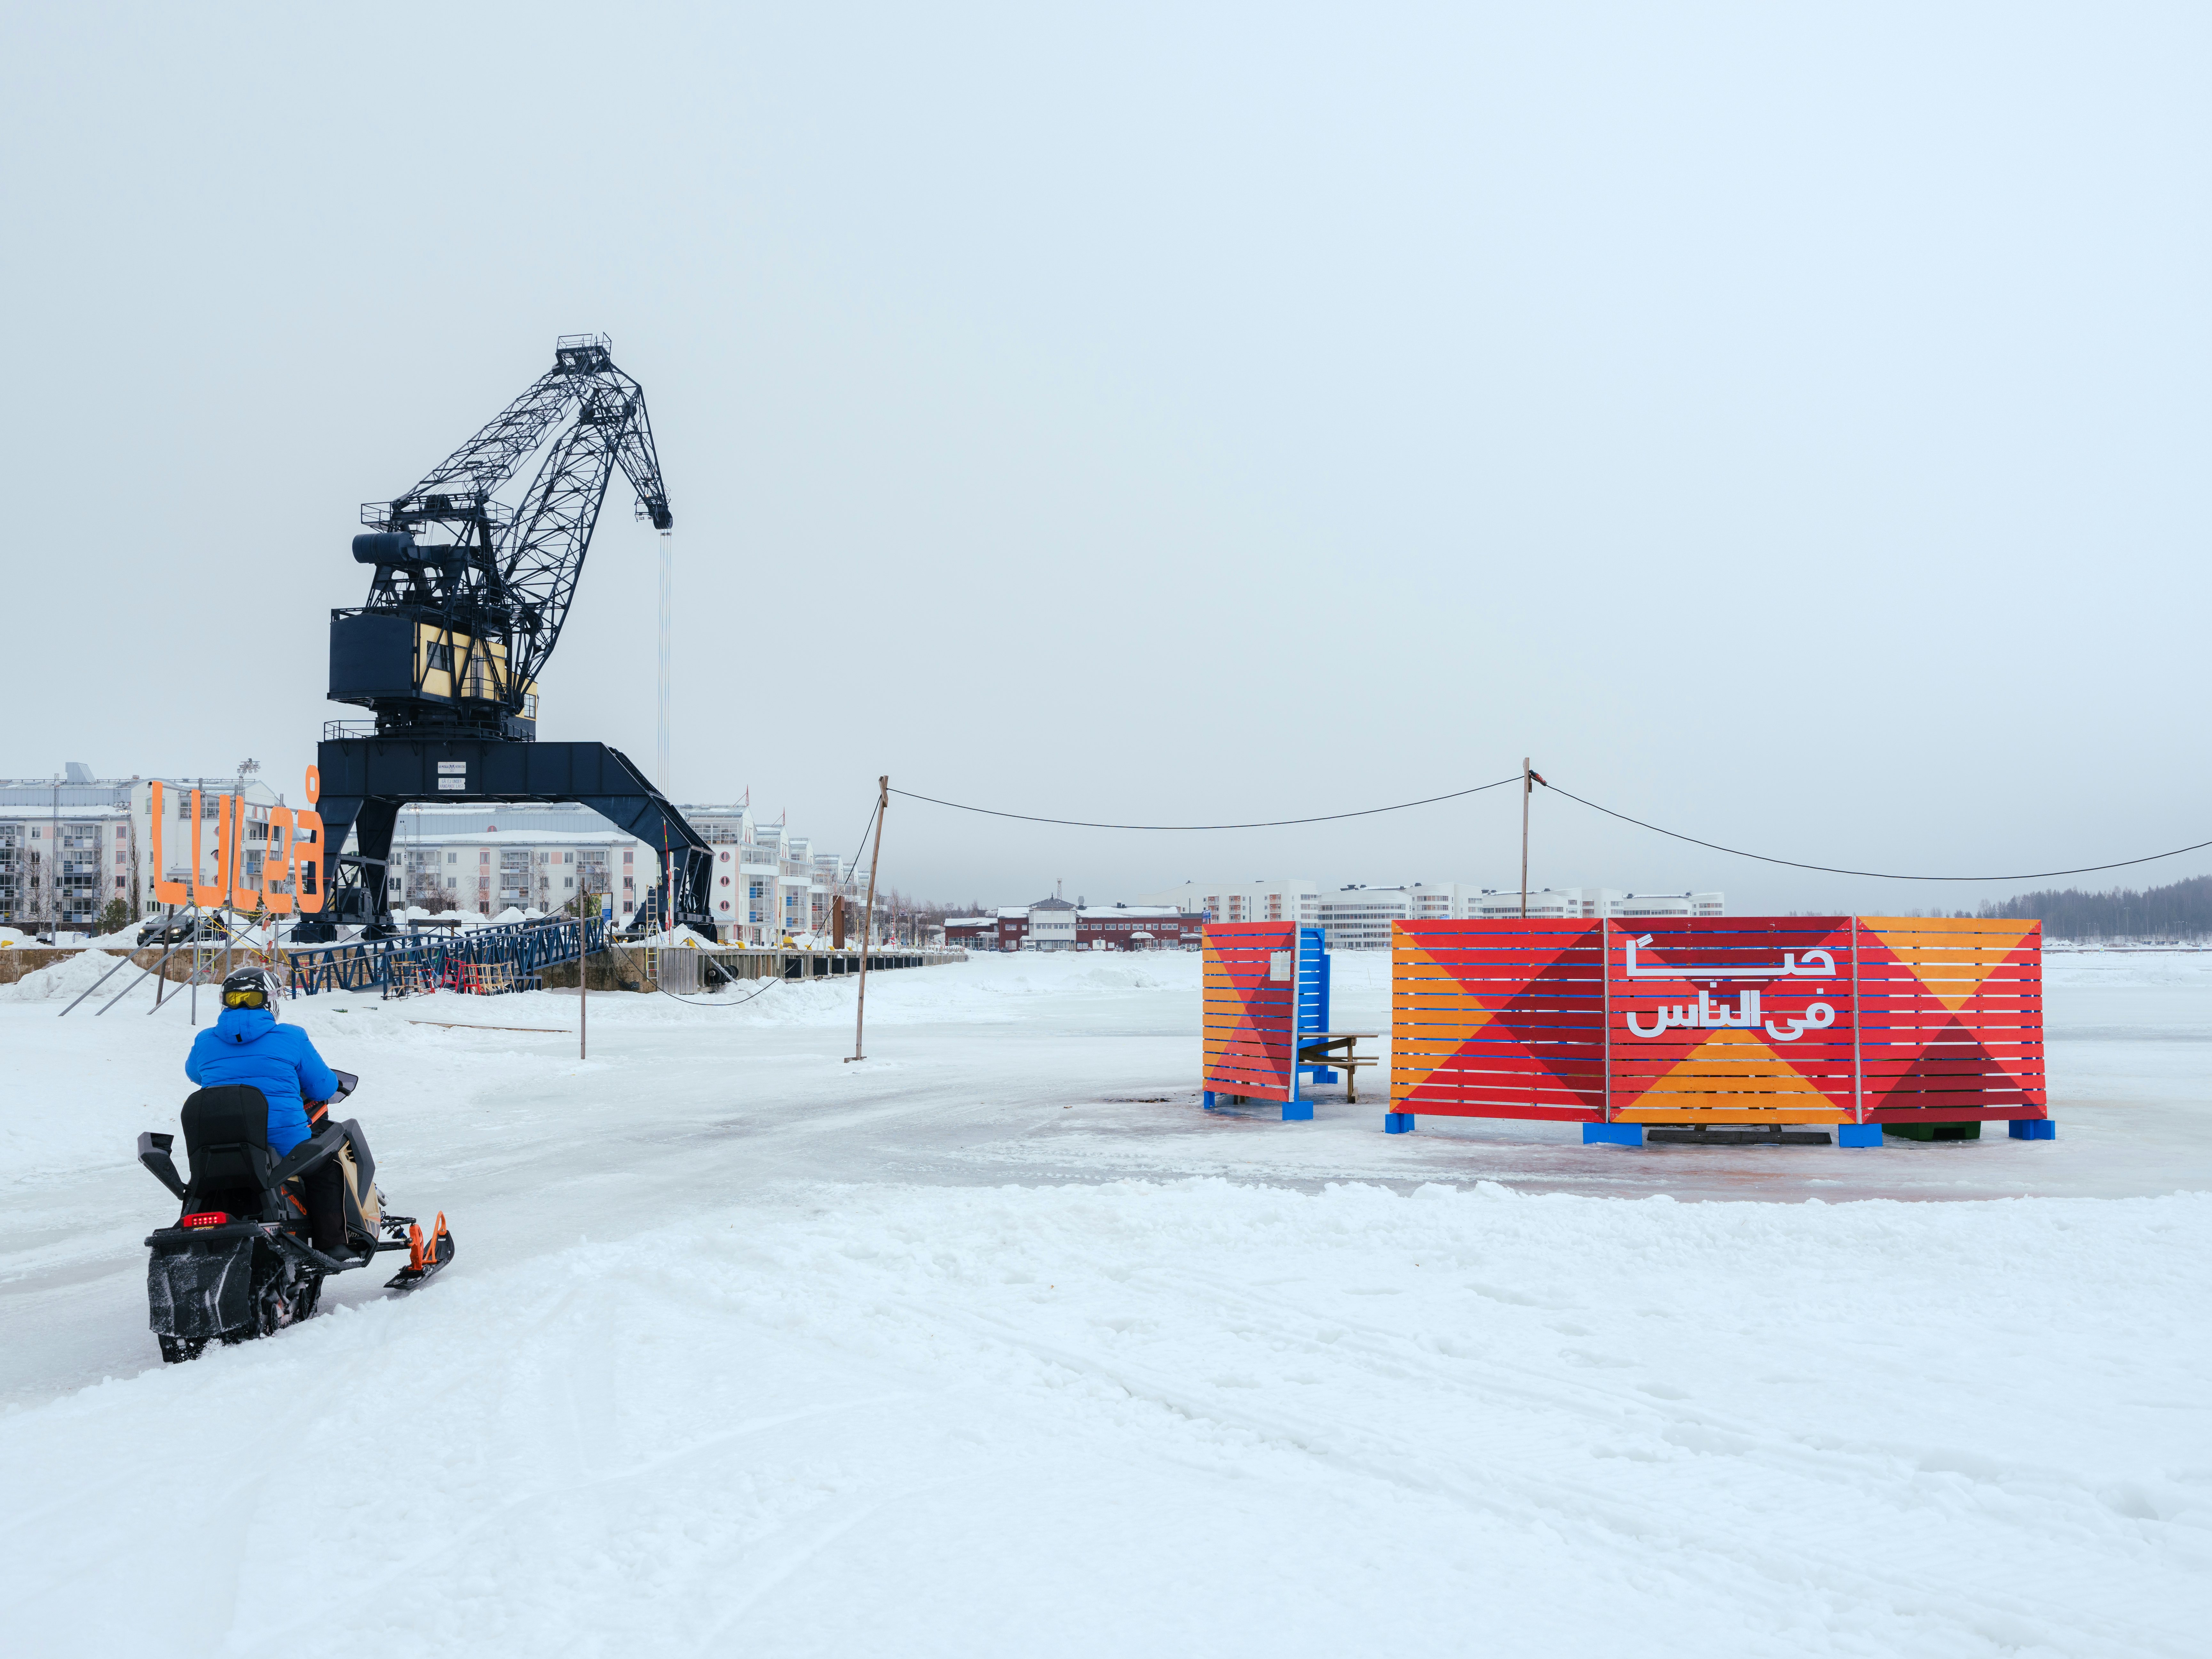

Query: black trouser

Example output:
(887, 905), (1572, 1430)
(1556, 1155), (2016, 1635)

(302, 1160), (346, 1254)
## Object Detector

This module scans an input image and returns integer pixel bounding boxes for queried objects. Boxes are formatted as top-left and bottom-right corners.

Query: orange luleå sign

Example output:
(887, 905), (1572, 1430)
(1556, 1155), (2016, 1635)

(149, 765), (324, 915)
(1390, 917), (2044, 1126)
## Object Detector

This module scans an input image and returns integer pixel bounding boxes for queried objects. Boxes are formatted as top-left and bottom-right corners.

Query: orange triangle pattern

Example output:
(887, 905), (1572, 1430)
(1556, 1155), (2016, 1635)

(1202, 938), (1232, 1077)
(1635, 1027), (1836, 1095)
(1388, 933), (1495, 1097)
(1860, 918), (2038, 1013)
(1617, 1027), (1848, 1121)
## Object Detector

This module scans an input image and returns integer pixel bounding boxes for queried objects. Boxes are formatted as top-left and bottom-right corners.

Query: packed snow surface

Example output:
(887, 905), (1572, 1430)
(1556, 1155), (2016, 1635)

(2, 950), (2209, 1655)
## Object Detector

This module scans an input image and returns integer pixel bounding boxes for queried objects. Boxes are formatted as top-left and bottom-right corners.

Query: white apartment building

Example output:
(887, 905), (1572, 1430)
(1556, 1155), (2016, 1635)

(386, 805), (645, 920)
(1135, 879), (1320, 925)
(1405, 881), (1476, 919)
(0, 765), (855, 944)
(681, 805), (854, 942)
(1, 766), (288, 932)
(377, 799), (856, 941)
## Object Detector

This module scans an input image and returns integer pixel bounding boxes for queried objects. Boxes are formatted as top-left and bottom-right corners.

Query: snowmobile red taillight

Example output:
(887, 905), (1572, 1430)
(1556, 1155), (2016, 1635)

(179, 1211), (232, 1228)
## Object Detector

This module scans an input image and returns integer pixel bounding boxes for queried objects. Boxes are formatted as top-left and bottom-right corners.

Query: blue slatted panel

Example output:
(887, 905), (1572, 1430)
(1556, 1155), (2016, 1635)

(1296, 926), (1328, 1035)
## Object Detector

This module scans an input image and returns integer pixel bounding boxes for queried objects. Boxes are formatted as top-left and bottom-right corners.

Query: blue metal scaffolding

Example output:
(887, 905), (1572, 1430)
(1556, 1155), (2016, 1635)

(287, 915), (608, 997)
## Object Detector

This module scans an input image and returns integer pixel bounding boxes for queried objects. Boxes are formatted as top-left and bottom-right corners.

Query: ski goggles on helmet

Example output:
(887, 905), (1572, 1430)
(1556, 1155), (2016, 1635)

(222, 987), (269, 1008)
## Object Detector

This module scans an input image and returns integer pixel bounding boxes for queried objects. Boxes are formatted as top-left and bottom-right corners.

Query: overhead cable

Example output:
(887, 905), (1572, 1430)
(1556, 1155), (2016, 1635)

(888, 771), (2211, 883)
(886, 776), (1523, 831)
(1533, 778), (2212, 882)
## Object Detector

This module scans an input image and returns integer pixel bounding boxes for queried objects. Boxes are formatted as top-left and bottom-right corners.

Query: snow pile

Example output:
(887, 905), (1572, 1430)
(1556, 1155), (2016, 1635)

(637, 924), (722, 948)
(5, 948), (2211, 1654)
(0, 1179), (2206, 1655)
(0, 949), (129, 1002)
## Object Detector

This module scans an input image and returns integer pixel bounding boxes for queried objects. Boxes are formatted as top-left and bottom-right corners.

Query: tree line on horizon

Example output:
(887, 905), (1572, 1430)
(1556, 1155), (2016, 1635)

(1977, 873), (2212, 940)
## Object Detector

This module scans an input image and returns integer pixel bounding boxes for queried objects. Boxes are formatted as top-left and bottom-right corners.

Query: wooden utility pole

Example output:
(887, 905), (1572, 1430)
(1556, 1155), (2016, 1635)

(847, 776), (888, 1063)
(1520, 757), (1532, 919)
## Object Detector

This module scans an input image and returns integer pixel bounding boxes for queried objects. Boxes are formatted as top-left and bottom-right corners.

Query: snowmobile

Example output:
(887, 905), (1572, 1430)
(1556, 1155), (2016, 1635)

(137, 1071), (454, 1362)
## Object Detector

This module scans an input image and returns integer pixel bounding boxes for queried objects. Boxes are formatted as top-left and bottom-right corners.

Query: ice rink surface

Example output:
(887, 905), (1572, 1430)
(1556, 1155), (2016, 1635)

(2, 947), (2207, 1655)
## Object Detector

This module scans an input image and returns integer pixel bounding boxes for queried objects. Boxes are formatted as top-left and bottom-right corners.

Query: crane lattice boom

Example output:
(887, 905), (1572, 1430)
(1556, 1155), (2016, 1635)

(330, 335), (672, 740)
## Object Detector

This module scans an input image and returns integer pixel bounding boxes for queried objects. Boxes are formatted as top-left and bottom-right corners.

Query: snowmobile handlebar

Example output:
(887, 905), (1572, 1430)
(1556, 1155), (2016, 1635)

(137, 1132), (187, 1201)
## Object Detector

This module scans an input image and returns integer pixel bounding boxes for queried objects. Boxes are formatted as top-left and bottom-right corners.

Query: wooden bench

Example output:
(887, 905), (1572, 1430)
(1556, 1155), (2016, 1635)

(1297, 1031), (1379, 1102)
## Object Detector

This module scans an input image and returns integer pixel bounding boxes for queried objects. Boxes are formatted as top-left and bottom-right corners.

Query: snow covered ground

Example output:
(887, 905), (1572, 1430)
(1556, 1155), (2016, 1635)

(2, 949), (2208, 1655)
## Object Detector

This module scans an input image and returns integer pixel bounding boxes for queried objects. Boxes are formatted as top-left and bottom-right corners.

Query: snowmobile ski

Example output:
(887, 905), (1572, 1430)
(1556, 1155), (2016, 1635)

(383, 1212), (454, 1292)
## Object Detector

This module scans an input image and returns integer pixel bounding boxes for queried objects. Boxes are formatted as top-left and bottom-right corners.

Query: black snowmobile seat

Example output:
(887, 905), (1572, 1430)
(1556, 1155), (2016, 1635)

(180, 1085), (279, 1217)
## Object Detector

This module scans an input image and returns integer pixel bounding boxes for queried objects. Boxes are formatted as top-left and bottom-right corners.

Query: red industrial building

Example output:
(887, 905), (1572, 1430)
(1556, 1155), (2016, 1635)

(944, 900), (1203, 952)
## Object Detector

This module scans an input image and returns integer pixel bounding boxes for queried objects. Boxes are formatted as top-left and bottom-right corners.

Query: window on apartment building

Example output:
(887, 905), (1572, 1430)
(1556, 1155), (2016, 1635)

(623, 849), (634, 864)
(446, 852), (457, 864)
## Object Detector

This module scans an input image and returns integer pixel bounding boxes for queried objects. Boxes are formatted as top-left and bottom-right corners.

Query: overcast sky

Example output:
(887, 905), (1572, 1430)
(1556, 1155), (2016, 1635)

(3, 4), (2206, 912)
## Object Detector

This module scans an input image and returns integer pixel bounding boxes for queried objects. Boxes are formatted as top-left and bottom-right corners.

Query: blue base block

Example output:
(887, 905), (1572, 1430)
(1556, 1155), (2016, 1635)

(1383, 1112), (1416, 1134)
(1583, 1123), (1644, 1147)
(1281, 1101), (1313, 1121)
(1202, 1091), (1215, 1111)
(1837, 1123), (1883, 1148)
(2009, 1118), (2057, 1140)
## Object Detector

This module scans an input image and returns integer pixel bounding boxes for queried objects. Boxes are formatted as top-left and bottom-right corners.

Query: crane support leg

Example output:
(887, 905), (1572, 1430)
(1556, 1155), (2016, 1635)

(296, 738), (714, 941)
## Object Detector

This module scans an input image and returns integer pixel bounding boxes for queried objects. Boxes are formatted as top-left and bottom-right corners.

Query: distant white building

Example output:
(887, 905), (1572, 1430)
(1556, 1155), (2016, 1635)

(1135, 879), (1320, 926)
(944, 901), (1204, 952)
(1455, 887), (1726, 920)
(1608, 891), (1726, 918)
(1308, 883), (1727, 942)
(1026, 895), (1078, 950)
(1464, 886), (1608, 919)
(1130, 877), (1723, 948)
(1317, 887), (1412, 951)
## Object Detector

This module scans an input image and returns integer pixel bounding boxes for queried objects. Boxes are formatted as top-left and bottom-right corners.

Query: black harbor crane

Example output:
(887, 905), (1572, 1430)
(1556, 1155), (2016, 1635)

(300, 335), (713, 940)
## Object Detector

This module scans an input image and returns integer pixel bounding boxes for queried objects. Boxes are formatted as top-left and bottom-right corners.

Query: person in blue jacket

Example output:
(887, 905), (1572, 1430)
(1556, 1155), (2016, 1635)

(186, 966), (349, 1254)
